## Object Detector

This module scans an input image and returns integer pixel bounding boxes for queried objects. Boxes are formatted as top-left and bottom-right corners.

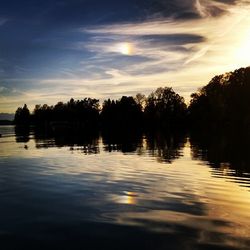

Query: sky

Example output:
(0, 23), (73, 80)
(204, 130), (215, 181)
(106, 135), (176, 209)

(1, 0), (250, 113)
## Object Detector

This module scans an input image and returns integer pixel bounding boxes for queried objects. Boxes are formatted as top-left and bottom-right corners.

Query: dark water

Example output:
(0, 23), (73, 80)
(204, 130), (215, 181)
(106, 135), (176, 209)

(0, 126), (250, 250)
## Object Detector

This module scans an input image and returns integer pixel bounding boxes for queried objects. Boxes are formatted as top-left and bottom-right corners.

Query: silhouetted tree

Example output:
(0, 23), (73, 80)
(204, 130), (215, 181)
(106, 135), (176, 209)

(100, 96), (143, 131)
(189, 67), (250, 131)
(134, 93), (146, 111)
(31, 98), (100, 131)
(14, 104), (30, 125)
(144, 87), (187, 130)
(14, 67), (250, 135)
(33, 104), (53, 125)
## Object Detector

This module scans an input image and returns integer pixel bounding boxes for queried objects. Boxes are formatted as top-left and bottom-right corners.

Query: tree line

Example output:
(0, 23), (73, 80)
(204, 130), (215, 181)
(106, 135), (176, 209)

(188, 66), (250, 132)
(14, 66), (250, 132)
(14, 87), (187, 131)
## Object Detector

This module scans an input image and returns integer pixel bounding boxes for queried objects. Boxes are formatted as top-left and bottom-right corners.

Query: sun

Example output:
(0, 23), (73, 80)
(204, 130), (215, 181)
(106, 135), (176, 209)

(234, 30), (250, 66)
(117, 42), (133, 55)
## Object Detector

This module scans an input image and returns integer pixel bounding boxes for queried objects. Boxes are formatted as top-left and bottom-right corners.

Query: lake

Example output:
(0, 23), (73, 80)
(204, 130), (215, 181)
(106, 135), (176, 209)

(0, 126), (249, 249)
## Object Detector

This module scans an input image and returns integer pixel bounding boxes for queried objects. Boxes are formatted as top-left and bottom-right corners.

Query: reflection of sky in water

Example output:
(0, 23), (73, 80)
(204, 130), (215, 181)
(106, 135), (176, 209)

(0, 126), (250, 249)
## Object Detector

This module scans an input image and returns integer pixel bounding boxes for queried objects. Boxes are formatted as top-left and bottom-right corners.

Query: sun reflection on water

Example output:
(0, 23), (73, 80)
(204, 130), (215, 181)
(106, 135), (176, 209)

(111, 191), (137, 205)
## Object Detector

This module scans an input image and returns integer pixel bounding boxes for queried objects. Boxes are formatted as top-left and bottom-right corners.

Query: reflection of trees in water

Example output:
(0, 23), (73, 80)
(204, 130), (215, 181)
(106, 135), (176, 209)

(35, 129), (100, 155)
(14, 126), (100, 155)
(145, 132), (186, 163)
(102, 129), (186, 163)
(190, 131), (250, 177)
(102, 130), (143, 153)
(15, 126), (30, 143)
(14, 126), (186, 163)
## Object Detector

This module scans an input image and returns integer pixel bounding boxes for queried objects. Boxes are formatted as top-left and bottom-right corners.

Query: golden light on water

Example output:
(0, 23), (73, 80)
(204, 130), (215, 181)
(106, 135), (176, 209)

(121, 191), (136, 205)
(111, 191), (137, 205)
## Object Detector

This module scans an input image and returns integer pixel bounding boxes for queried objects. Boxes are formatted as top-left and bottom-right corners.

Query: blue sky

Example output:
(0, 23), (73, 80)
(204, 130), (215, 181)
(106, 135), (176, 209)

(1, 0), (250, 112)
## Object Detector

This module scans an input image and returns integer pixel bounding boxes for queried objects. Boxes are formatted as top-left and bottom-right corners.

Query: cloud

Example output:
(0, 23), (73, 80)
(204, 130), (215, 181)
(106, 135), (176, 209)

(194, 0), (227, 18)
(141, 0), (244, 20)
(184, 45), (211, 65)
(137, 34), (206, 45)
(68, 2), (250, 101)
(1, 0), (250, 113)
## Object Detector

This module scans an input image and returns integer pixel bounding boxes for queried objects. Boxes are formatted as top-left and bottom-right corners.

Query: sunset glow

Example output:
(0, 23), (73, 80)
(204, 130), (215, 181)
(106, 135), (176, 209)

(1, 2), (250, 249)
(1, 1), (250, 113)
(117, 43), (133, 55)
(235, 30), (250, 66)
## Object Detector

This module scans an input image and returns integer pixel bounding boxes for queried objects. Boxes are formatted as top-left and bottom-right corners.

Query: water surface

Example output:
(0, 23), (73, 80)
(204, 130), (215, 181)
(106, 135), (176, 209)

(0, 126), (250, 249)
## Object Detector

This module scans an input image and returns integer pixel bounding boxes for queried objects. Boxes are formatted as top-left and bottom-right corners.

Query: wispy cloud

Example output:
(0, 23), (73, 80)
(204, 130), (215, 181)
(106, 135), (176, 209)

(1, 0), (250, 112)
(72, 1), (250, 98)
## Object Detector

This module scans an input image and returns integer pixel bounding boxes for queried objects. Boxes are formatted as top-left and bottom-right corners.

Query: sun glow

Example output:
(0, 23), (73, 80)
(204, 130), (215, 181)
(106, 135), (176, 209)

(235, 30), (250, 66)
(117, 42), (133, 55)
